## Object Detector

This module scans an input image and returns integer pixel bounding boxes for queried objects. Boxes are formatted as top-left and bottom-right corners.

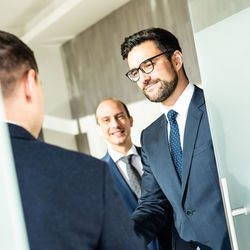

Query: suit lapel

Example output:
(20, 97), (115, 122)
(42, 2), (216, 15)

(181, 86), (204, 196)
(135, 146), (141, 156)
(102, 153), (138, 201)
(103, 153), (125, 185)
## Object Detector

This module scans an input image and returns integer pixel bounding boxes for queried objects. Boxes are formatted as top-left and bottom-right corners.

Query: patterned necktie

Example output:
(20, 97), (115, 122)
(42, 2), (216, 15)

(167, 110), (183, 180)
(120, 155), (141, 198)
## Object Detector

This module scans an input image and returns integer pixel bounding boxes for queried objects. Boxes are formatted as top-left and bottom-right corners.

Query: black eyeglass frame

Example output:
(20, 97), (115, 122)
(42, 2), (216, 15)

(125, 50), (175, 82)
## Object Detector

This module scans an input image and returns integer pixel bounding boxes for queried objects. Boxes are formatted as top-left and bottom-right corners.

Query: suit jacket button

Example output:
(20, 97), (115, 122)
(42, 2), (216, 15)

(186, 210), (193, 216)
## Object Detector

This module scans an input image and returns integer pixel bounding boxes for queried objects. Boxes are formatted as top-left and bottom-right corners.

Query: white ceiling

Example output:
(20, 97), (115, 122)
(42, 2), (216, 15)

(0, 0), (130, 47)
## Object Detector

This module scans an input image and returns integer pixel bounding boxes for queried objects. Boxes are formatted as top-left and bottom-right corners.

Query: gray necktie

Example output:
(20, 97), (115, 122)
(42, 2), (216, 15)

(120, 155), (141, 198)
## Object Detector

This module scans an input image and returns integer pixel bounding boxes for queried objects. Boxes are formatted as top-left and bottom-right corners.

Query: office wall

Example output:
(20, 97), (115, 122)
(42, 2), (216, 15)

(189, 0), (250, 32)
(35, 46), (78, 151)
(61, 0), (201, 156)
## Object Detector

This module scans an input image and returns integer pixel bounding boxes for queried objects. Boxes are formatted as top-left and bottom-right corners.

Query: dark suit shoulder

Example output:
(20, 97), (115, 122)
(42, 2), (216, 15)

(11, 134), (108, 195)
(9, 123), (104, 170)
(142, 114), (165, 135)
(16, 135), (103, 166)
(192, 85), (205, 108)
(38, 140), (102, 167)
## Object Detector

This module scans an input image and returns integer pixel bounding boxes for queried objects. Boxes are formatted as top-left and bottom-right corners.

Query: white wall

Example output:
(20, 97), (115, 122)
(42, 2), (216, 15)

(35, 46), (72, 119)
(34, 46), (78, 150)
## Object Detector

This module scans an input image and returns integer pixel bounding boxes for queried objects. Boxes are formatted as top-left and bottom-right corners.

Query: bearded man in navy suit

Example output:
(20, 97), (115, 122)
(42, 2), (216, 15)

(0, 30), (146, 250)
(96, 98), (172, 250)
(121, 28), (231, 250)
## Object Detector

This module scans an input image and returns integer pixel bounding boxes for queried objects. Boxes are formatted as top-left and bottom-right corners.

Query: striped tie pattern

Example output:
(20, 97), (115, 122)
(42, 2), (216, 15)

(120, 155), (141, 198)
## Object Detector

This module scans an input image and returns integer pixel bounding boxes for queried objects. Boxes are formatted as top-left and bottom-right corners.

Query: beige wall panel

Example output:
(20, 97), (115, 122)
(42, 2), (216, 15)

(190, 0), (250, 32)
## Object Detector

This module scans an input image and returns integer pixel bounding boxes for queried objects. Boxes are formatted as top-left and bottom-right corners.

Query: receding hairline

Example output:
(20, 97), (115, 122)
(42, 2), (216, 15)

(95, 98), (130, 124)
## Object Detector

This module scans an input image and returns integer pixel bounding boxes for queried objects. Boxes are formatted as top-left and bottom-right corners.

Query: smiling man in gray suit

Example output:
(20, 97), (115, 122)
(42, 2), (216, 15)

(121, 28), (231, 250)
(0, 30), (146, 250)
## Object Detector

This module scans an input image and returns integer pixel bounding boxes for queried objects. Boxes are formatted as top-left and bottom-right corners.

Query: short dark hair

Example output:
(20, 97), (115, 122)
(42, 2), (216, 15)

(0, 30), (38, 97)
(121, 27), (182, 60)
(121, 27), (188, 79)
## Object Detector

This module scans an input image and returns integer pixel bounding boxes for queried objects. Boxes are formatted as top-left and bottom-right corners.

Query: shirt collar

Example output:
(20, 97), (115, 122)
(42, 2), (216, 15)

(5, 120), (19, 126)
(162, 83), (194, 119)
(108, 145), (139, 163)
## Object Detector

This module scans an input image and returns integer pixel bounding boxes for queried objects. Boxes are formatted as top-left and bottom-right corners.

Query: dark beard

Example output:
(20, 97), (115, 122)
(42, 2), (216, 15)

(143, 70), (178, 102)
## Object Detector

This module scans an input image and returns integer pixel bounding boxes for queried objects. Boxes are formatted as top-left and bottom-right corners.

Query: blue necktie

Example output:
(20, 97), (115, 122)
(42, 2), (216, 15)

(167, 110), (183, 180)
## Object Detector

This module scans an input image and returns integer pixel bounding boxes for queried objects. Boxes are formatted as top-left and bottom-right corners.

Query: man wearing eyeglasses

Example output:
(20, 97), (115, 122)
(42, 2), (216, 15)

(121, 28), (231, 250)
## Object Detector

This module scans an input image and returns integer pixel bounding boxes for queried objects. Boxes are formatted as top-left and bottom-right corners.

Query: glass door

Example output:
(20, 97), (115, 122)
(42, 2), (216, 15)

(188, 1), (250, 249)
(0, 91), (29, 249)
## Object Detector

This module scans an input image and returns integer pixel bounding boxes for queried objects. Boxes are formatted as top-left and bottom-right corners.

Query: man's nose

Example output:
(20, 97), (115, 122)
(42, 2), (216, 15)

(138, 70), (151, 85)
(110, 117), (120, 127)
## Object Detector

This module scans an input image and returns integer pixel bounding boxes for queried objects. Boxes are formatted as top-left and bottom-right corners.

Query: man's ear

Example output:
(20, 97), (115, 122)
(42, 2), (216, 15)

(23, 69), (36, 102)
(96, 124), (103, 136)
(129, 116), (133, 127)
(171, 50), (183, 71)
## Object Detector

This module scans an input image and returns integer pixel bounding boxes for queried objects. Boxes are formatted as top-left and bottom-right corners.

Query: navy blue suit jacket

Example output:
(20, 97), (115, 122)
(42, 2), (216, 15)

(101, 148), (172, 250)
(132, 86), (231, 250)
(101, 149), (140, 216)
(8, 124), (146, 250)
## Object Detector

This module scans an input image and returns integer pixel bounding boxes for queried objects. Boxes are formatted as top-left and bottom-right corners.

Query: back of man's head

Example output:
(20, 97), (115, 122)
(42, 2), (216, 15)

(0, 31), (38, 97)
(0, 31), (44, 138)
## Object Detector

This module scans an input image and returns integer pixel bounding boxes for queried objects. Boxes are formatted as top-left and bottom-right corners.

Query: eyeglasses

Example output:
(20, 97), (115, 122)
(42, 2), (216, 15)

(126, 50), (174, 82)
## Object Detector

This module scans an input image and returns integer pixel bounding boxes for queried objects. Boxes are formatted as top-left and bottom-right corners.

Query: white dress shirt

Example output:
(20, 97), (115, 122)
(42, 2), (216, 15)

(108, 145), (143, 186)
(4, 120), (19, 125)
(162, 83), (194, 149)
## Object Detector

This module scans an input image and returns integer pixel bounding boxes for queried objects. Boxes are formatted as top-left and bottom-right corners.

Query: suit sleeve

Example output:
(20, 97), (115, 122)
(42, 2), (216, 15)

(131, 130), (173, 244)
(99, 161), (147, 250)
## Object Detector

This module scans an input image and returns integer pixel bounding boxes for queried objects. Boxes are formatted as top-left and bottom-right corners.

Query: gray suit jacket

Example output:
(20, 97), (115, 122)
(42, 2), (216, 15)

(132, 86), (230, 250)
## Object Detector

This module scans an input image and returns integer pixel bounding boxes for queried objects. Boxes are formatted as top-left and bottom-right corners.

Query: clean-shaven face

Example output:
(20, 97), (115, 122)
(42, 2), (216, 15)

(96, 100), (132, 148)
(127, 40), (178, 102)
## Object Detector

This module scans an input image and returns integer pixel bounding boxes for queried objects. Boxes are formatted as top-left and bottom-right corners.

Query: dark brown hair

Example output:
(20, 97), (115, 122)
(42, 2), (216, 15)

(0, 31), (38, 97)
